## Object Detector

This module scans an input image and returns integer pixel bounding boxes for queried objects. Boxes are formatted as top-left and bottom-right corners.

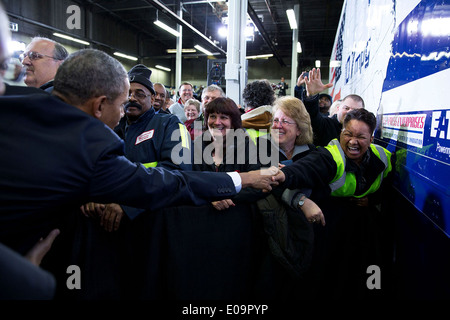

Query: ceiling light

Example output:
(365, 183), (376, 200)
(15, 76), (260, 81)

(154, 20), (180, 37)
(245, 25), (255, 37)
(194, 45), (213, 56)
(246, 54), (273, 60)
(218, 26), (228, 38)
(330, 60), (342, 68)
(166, 48), (197, 53)
(297, 42), (302, 53)
(53, 32), (90, 45)
(155, 65), (171, 72)
(286, 9), (298, 29)
(315, 60), (321, 68)
(113, 52), (138, 61)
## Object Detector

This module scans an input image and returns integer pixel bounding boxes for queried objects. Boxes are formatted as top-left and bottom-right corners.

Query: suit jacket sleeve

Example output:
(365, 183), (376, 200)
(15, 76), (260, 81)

(88, 139), (237, 214)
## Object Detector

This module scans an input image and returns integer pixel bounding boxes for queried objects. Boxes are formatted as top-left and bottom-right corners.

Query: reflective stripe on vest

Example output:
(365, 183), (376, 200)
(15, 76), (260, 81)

(142, 162), (158, 168)
(178, 123), (190, 149)
(325, 139), (392, 198)
(246, 128), (268, 145)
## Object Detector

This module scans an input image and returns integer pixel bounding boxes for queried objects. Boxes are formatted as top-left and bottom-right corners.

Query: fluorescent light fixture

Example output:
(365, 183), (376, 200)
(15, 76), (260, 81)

(194, 45), (213, 56)
(218, 26), (228, 38)
(155, 65), (171, 72)
(113, 52), (138, 61)
(245, 25), (255, 37)
(166, 48), (197, 53)
(297, 42), (302, 53)
(154, 20), (180, 37)
(315, 60), (321, 68)
(53, 32), (90, 45)
(246, 54), (273, 60)
(330, 60), (342, 68)
(286, 9), (297, 29)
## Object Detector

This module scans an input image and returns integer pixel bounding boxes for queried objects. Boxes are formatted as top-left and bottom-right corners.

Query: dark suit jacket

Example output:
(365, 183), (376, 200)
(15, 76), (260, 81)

(0, 94), (236, 254)
(4, 83), (50, 96)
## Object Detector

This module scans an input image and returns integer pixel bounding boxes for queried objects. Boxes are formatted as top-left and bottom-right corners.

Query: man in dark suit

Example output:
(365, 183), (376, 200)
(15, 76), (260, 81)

(0, 7), (59, 299)
(0, 48), (274, 256)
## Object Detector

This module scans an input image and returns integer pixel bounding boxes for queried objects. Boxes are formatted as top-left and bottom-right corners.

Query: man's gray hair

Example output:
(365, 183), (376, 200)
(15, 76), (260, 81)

(29, 36), (69, 61)
(53, 49), (128, 105)
(202, 84), (225, 99)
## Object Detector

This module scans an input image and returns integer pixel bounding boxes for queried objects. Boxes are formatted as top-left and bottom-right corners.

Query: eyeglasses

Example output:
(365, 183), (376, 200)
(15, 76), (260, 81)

(272, 118), (296, 126)
(19, 51), (59, 63)
(129, 91), (152, 100)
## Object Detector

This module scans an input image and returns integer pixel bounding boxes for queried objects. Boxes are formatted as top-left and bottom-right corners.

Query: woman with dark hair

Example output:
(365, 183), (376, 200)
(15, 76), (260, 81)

(241, 79), (276, 144)
(192, 97), (262, 210)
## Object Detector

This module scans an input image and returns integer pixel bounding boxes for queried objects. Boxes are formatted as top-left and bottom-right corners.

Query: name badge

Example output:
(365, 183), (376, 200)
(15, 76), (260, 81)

(135, 129), (154, 145)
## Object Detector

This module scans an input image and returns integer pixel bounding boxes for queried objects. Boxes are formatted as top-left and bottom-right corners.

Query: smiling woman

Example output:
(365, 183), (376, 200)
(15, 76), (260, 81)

(192, 97), (262, 211)
(270, 108), (394, 299)
(340, 108), (376, 164)
(270, 96), (313, 162)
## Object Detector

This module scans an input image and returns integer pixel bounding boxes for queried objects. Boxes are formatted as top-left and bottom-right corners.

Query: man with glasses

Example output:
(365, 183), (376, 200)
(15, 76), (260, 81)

(169, 82), (194, 122)
(20, 37), (68, 91)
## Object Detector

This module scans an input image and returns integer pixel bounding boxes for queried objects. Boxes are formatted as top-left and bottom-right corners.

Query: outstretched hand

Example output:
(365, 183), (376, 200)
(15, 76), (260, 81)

(304, 68), (333, 97)
(297, 71), (307, 87)
(25, 229), (60, 266)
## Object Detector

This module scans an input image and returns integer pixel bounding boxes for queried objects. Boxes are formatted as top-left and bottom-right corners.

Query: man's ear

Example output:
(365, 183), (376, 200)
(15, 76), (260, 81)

(151, 94), (155, 106)
(370, 135), (374, 144)
(89, 95), (108, 120)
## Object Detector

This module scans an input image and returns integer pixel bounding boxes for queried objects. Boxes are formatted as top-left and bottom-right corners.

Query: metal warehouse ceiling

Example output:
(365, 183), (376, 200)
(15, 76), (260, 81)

(80, 0), (344, 68)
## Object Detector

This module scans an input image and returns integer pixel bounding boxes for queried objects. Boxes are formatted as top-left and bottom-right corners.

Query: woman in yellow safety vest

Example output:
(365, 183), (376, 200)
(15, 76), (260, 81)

(269, 108), (394, 300)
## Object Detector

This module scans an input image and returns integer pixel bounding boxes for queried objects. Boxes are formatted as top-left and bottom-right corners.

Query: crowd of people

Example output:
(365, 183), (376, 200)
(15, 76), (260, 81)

(0, 4), (396, 301)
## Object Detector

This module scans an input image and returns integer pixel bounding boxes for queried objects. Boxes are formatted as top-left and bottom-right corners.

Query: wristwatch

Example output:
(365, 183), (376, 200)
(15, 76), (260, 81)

(297, 194), (306, 208)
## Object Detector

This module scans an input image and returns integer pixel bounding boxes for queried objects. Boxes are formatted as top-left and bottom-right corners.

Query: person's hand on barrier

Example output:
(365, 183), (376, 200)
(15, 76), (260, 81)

(80, 202), (105, 218)
(212, 199), (235, 211)
(101, 203), (124, 232)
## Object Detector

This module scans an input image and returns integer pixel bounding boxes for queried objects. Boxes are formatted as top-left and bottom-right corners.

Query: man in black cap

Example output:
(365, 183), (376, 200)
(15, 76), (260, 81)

(84, 64), (192, 229)
(318, 93), (333, 117)
(114, 64), (189, 170)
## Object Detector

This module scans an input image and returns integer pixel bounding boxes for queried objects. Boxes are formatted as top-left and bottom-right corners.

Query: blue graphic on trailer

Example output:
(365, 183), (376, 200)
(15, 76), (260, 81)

(379, 0), (450, 237)
(382, 0), (450, 93)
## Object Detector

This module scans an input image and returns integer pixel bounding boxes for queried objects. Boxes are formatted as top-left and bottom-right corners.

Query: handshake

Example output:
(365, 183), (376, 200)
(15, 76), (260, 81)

(239, 166), (285, 192)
